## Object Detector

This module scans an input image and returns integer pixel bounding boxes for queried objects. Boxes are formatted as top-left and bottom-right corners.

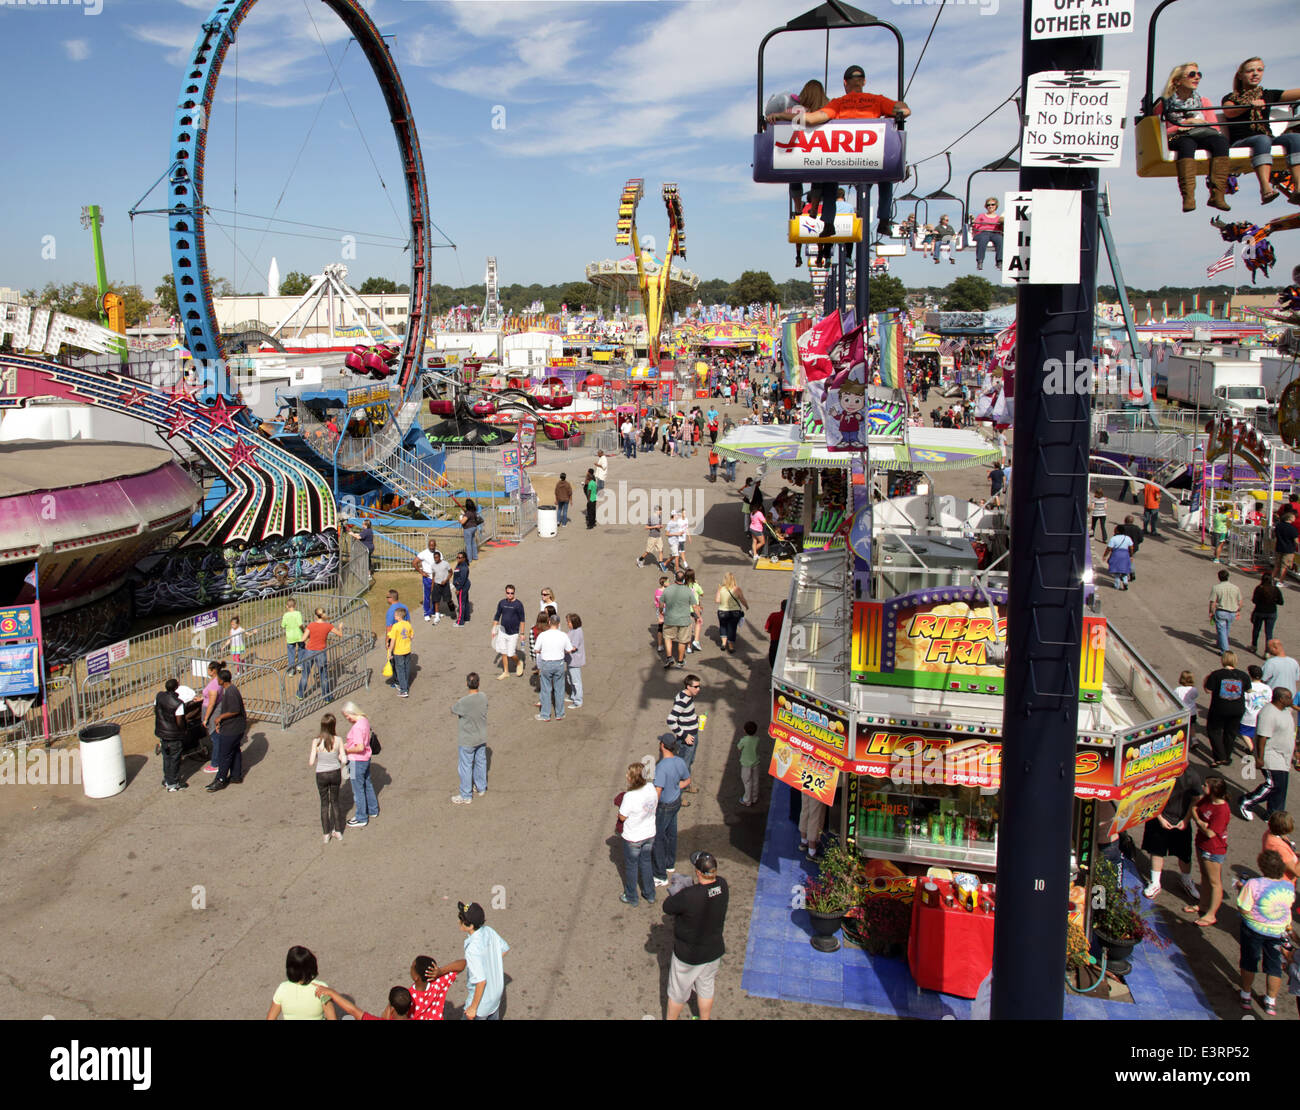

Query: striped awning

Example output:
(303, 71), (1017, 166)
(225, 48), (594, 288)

(714, 424), (999, 472)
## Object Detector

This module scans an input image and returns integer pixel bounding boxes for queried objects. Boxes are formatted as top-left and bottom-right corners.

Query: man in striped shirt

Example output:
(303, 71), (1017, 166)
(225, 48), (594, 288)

(668, 675), (702, 791)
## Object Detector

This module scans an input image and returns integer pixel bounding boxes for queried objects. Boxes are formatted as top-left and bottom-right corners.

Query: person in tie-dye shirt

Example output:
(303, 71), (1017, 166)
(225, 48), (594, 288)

(1236, 850), (1297, 1016)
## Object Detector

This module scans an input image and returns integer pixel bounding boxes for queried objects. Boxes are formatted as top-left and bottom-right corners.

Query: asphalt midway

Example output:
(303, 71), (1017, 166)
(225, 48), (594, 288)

(0, 405), (1290, 1021)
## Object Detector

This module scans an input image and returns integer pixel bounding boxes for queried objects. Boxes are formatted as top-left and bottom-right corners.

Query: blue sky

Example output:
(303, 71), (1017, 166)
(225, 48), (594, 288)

(1, 0), (1297, 302)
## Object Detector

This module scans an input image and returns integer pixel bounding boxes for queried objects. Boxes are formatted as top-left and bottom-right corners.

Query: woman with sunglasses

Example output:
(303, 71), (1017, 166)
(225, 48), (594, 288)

(970, 197), (1004, 271)
(1220, 57), (1300, 205)
(1156, 62), (1231, 213)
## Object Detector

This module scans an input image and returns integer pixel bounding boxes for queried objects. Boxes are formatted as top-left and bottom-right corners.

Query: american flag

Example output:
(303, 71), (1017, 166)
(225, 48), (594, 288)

(1206, 246), (1235, 278)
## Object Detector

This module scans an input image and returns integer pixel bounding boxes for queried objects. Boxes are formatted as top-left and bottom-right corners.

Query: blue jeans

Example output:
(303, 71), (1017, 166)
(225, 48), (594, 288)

(350, 758), (377, 821)
(723, 459), (736, 481)
(974, 230), (1003, 267)
(463, 526), (479, 562)
(557, 501), (569, 526)
(287, 641), (303, 671)
(708, 463), (717, 480)
(1142, 507), (1159, 535)
(566, 662), (583, 708)
(624, 435), (636, 459)
(678, 732), (698, 774)
(1214, 609), (1236, 653)
(458, 743), (487, 799)
(538, 659), (566, 719)
(297, 649), (330, 699)
(392, 653), (410, 695)
(1234, 131), (1300, 168)
(652, 799), (681, 880)
(622, 837), (655, 903)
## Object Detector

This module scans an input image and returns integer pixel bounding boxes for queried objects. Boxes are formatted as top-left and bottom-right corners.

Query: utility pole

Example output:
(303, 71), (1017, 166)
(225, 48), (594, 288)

(991, 16), (1102, 1018)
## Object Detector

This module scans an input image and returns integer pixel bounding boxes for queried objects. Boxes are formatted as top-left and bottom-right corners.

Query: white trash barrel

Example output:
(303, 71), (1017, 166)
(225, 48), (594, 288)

(537, 504), (558, 538)
(78, 724), (127, 798)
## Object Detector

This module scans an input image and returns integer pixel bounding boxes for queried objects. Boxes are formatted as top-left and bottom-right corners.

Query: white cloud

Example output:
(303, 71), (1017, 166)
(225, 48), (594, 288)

(63, 39), (90, 62)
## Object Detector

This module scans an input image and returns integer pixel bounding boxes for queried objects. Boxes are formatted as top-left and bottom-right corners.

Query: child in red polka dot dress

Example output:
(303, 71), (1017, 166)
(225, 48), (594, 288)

(409, 955), (461, 1020)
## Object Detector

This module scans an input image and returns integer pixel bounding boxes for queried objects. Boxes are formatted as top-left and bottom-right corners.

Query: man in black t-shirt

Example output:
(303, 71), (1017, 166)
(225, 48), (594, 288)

(1273, 509), (1298, 585)
(662, 850), (729, 1020)
(1203, 652), (1251, 767)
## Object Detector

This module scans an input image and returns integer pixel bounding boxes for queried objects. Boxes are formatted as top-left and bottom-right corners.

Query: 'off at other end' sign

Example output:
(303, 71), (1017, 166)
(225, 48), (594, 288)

(1030, 0), (1134, 40)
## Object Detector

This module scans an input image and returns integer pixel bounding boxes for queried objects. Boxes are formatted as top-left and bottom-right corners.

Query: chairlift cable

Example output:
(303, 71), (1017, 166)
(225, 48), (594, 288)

(904, 0), (947, 99)
(910, 88), (1019, 167)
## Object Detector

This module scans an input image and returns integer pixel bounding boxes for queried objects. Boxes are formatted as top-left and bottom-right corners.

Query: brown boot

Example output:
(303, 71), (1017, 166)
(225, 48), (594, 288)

(1176, 160), (1197, 212)
(1207, 157), (1232, 212)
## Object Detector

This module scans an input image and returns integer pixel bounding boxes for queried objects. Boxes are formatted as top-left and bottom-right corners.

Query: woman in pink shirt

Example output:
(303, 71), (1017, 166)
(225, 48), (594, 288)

(342, 702), (377, 828)
(970, 197), (1004, 272)
(201, 659), (225, 774)
(750, 507), (767, 560)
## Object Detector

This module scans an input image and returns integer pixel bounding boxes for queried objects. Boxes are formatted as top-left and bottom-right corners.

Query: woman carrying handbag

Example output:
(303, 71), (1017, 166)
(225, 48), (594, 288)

(715, 572), (749, 654)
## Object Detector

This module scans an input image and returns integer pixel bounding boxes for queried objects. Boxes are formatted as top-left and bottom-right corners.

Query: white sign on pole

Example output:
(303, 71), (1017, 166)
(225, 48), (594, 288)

(1021, 70), (1129, 168)
(1030, 0), (1134, 40)
(1002, 191), (1083, 286)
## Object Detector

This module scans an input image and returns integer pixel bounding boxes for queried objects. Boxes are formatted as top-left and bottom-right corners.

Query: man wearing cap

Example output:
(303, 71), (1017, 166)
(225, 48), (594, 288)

(457, 901), (510, 1020)
(652, 734), (692, 888)
(767, 66), (910, 242)
(662, 851), (729, 1021)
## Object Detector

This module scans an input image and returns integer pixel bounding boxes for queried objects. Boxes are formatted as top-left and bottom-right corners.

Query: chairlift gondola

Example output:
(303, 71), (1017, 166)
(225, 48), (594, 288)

(752, 2), (908, 188)
(1133, 0), (1299, 178)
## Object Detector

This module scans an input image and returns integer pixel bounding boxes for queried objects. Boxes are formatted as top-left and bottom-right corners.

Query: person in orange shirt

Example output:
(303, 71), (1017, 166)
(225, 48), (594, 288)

(793, 65), (910, 240)
(1142, 481), (1162, 535)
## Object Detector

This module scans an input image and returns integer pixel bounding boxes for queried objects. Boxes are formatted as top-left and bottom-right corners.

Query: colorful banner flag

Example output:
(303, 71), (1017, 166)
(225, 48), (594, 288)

(875, 313), (903, 390)
(781, 318), (811, 390)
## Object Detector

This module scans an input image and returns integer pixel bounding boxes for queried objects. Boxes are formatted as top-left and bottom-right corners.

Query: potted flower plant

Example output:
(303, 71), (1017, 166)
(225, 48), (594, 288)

(802, 840), (857, 951)
(1090, 857), (1169, 962)
(844, 894), (911, 957)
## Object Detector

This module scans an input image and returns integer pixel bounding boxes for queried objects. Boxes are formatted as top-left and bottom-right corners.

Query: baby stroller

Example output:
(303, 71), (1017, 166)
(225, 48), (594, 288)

(759, 516), (799, 562)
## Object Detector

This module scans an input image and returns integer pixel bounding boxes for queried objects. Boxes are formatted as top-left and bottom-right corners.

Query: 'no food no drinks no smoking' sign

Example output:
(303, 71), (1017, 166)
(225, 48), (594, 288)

(1021, 70), (1129, 169)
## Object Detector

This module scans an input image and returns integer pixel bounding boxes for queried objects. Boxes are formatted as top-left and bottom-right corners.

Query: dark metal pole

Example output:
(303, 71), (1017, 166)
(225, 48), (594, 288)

(856, 186), (870, 324)
(990, 17), (1101, 1019)
(836, 242), (848, 319)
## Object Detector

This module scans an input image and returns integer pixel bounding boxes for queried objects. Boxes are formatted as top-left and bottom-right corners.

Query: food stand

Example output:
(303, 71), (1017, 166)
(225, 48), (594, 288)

(726, 407), (1192, 969)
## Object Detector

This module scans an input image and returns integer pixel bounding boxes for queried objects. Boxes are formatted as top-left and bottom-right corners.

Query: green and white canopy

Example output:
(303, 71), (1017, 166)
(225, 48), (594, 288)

(714, 424), (999, 471)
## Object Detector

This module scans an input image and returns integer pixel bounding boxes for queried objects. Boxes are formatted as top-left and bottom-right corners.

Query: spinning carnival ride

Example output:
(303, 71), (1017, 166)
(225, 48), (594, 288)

(0, 0), (436, 615)
(584, 180), (698, 365)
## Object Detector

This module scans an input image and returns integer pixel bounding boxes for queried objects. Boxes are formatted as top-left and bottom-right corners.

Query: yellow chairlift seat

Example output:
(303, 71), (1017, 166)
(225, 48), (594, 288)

(1134, 113), (1298, 179)
(788, 212), (862, 244)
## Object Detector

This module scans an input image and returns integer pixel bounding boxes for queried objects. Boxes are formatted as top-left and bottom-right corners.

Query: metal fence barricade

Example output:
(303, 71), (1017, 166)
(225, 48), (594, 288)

(0, 675), (80, 750)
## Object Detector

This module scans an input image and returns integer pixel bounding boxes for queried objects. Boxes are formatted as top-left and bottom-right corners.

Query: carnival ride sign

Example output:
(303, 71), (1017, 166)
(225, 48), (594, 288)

(770, 121), (887, 172)
(0, 643), (39, 697)
(346, 383), (392, 409)
(0, 304), (126, 357)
